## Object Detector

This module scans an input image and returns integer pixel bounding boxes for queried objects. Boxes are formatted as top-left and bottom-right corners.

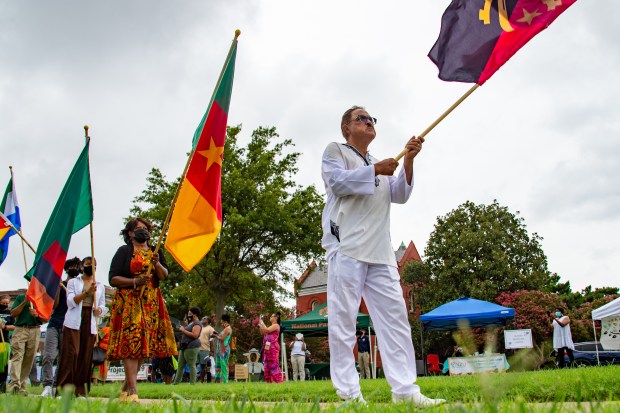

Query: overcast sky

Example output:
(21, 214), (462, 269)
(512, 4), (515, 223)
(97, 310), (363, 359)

(1, 1), (618, 298)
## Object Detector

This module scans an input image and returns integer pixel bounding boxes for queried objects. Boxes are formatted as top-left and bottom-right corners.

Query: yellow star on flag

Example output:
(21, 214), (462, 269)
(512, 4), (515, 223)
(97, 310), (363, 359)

(517, 8), (542, 25)
(197, 137), (225, 172)
(541, 0), (562, 12)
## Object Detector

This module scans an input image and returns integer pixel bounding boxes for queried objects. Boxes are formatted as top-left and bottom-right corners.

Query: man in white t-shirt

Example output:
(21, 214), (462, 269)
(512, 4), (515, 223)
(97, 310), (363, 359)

(321, 106), (444, 407)
(289, 333), (307, 381)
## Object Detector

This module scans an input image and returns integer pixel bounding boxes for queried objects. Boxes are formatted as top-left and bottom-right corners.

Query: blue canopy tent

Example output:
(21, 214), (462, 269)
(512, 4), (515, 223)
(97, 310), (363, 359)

(420, 297), (515, 330)
(418, 297), (515, 375)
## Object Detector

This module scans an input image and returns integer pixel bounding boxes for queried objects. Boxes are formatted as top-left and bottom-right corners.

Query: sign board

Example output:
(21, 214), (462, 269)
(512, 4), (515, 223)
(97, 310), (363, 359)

(504, 329), (533, 349)
(448, 354), (507, 376)
(107, 363), (150, 382)
(601, 316), (620, 350)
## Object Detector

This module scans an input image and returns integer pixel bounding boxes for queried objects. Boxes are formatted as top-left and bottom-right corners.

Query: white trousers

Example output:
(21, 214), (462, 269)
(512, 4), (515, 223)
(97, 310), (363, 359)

(327, 252), (419, 399)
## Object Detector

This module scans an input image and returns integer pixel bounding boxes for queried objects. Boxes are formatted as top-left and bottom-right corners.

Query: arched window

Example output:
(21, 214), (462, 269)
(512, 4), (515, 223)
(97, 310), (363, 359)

(311, 300), (319, 311)
(408, 290), (414, 313)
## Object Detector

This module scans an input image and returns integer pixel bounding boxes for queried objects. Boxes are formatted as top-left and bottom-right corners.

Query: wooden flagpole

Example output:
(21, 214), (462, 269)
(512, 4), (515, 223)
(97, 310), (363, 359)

(84, 126), (99, 337)
(140, 29), (241, 294)
(394, 84), (479, 161)
(1, 208), (67, 292)
(0, 210), (36, 255)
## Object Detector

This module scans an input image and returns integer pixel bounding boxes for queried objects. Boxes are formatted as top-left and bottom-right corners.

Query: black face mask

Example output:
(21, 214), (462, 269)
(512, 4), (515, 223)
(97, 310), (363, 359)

(67, 268), (80, 278)
(133, 228), (150, 243)
(83, 266), (93, 276)
(0, 304), (7, 311)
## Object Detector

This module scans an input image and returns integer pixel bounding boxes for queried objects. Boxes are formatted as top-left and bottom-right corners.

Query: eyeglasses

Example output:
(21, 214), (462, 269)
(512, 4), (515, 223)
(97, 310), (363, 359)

(349, 115), (377, 125)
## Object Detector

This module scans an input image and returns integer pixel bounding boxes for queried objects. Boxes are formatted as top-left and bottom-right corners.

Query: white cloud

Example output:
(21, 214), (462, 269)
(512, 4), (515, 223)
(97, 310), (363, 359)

(1, 1), (618, 296)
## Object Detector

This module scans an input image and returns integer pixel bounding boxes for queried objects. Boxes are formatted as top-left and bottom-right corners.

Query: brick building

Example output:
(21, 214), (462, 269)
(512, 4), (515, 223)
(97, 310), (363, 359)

(294, 241), (423, 373)
(295, 241), (422, 316)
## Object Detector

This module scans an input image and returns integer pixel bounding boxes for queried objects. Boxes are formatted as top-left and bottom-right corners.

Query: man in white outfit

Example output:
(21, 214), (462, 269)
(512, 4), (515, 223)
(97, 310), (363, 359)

(550, 306), (575, 368)
(321, 106), (445, 406)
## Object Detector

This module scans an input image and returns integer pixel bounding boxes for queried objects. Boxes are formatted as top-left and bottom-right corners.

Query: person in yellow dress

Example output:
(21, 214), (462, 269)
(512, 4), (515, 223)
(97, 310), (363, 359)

(107, 218), (177, 403)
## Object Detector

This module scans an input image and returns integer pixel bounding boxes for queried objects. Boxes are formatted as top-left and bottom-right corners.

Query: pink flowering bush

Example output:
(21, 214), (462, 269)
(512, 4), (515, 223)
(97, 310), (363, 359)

(496, 290), (564, 347)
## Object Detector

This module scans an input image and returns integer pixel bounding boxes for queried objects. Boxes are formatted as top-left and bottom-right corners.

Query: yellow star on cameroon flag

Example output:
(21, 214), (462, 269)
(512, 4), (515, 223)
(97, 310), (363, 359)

(197, 137), (225, 172)
(517, 8), (542, 25)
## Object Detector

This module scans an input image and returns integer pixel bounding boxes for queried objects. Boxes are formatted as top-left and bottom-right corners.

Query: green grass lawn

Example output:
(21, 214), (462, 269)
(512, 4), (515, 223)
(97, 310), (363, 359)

(1, 365), (618, 412)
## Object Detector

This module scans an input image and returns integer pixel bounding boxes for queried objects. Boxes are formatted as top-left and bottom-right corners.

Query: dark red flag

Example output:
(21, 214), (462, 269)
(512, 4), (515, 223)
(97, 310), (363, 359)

(429, 0), (577, 85)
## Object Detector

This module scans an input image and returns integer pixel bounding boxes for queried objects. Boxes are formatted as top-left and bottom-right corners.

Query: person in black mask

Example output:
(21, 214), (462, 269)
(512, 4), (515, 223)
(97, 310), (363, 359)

(107, 218), (177, 403)
(173, 307), (202, 385)
(0, 294), (15, 393)
(56, 256), (107, 397)
(40, 257), (81, 397)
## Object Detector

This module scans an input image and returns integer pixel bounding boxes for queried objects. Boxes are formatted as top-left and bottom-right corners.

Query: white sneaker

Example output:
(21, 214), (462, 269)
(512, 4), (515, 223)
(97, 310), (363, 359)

(340, 393), (367, 406)
(392, 392), (446, 407)
(41, 386), (53, 398)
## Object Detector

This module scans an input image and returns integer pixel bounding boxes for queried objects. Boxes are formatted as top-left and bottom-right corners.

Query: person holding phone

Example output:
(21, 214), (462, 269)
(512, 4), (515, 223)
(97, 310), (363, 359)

(258, 312), (282, 383)
(289, 333), (307, 381)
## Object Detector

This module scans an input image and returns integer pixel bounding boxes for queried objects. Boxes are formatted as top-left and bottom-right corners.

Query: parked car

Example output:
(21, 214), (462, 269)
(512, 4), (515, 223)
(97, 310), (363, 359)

(555, 341), (620, 367)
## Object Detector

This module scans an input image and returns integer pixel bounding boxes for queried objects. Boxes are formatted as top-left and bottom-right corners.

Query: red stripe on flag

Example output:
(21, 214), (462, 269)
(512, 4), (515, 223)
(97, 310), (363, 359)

(42, 240), (67, 278)
(478, 0), (577, 85)
(186, 101), (227, 218)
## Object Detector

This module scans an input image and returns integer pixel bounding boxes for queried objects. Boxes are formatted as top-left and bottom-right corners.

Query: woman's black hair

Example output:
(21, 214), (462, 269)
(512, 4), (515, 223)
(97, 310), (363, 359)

(63, 257), (82, 271)
(274, 311), (281, 325)
(221, 313), (231, 324)
(189, 306), (201, 318)
(121, 218), (153, 244)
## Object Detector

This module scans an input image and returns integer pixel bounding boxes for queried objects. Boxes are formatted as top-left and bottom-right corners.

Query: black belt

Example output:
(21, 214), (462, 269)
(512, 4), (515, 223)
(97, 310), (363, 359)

(359, 351), (369, 354)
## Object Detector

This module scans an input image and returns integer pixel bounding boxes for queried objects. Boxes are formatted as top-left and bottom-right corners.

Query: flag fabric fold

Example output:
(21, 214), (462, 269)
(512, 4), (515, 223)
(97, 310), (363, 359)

(0, 170), (22, 266)
(164, 40), (238, 272)
(26, 141), (93, 319)
(429, 0), (577, 85)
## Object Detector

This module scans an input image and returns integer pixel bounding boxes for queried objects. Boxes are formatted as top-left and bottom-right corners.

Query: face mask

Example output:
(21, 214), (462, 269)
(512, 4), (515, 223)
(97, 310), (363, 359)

(133, 228), (150, 243)
(0, 304), (7, 311)
(67, 268), (80, 278)
(83, 266), (93, 276)
(555, 312), (562, 318)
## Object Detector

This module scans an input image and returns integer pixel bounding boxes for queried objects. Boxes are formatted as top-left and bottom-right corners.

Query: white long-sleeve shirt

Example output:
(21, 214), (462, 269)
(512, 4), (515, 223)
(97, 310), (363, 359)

(64, 275), (108, 334)
(321, 142), (413, 266)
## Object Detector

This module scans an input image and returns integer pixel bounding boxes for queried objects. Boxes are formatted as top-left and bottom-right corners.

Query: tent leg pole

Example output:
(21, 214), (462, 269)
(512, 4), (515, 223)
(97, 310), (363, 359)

(281, 334), (288, 381)
(593, 320), (600, 366)
(420, 323), (426, 376)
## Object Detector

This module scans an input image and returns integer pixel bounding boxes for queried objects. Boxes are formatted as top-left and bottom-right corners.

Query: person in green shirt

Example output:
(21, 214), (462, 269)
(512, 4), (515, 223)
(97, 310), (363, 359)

(9, 294), (43, 396)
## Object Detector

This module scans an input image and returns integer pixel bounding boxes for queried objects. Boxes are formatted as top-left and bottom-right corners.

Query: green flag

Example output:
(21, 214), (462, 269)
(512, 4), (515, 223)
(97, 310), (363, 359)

(26, 139), (93, 319)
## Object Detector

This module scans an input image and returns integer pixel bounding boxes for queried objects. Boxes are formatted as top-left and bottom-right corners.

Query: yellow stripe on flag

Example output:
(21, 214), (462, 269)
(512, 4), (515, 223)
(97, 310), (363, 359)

(0, 227), (9, 241)
(165, 182), (221, 272)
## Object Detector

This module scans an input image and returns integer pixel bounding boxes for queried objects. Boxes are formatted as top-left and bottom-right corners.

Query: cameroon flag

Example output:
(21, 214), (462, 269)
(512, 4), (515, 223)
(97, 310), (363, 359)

(26, 140), (93, 319)
(165, 37), (238, 272)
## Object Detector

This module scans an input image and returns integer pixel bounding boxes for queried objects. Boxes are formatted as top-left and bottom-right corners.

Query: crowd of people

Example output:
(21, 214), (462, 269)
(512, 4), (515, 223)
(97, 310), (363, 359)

(0, 218), (244, 403)
(1, 104), (507, 407)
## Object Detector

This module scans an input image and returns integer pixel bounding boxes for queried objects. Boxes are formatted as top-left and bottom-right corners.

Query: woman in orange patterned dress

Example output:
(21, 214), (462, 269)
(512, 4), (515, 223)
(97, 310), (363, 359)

(107, 218), (177, 403)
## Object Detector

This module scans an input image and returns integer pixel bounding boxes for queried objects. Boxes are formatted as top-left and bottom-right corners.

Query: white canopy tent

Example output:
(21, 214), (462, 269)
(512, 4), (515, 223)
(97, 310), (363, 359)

(591, 296), (620, 364)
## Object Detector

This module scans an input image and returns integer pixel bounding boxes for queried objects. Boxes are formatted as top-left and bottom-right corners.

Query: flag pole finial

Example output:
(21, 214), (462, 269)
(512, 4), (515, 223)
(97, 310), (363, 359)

(235, 29), (241, 38)
(84, 125), (89, 137)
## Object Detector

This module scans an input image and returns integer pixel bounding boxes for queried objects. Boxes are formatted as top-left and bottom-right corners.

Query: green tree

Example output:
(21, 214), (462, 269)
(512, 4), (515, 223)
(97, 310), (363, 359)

(404, 200), (557, 314)
(129, 125), (324, 321)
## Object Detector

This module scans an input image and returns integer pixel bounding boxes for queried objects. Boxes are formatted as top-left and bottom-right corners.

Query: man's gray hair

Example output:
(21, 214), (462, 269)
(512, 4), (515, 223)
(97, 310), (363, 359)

(341, 105), (365, 139)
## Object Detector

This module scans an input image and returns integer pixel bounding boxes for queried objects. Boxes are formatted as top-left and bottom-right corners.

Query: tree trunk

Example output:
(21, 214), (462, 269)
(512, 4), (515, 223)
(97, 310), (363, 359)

(215, 290), (226, 329)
